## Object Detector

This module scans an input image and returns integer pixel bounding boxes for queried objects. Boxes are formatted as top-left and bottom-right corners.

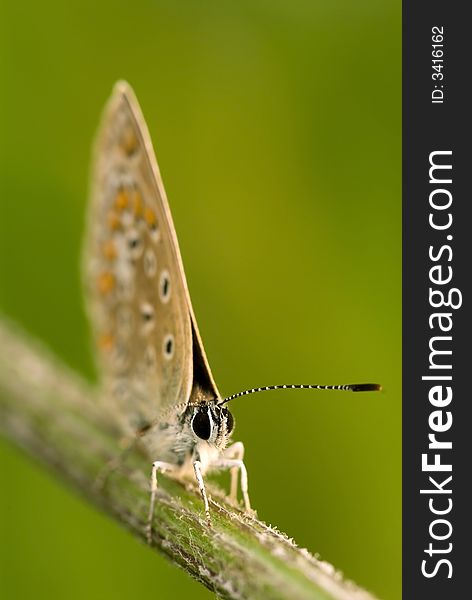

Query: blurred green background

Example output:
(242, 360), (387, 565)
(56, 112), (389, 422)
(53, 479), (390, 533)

(0, 1), (400, 599)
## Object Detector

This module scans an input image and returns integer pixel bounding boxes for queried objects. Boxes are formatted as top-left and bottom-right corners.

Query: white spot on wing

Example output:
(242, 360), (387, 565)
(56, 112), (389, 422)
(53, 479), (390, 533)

(144, 344), (157, 369)
(143, 248), (157, 277)
(140, 301), (155, 335)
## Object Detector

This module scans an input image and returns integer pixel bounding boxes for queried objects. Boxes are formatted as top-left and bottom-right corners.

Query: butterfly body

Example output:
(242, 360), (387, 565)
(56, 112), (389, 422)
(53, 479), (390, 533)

(85, 81), (249, 537)
(85, 81), (380, 541)
(140, 399), (234, 475)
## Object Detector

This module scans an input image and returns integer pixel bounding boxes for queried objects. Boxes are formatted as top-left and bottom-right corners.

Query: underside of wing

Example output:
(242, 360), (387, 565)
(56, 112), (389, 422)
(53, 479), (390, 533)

(84, 81), (219, 434)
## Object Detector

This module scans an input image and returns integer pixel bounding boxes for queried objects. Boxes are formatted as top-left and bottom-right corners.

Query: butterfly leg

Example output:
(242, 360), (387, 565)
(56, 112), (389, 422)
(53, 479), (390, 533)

(193, 460), (212, 526)
(222, 441), (245, 503)
(146, 460), (177, 544)
(213, 457), (251, 512)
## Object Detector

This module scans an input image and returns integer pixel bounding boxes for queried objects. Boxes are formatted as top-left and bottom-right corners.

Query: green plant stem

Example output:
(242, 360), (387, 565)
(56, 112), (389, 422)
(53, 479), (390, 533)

(0, 317), (379, 600)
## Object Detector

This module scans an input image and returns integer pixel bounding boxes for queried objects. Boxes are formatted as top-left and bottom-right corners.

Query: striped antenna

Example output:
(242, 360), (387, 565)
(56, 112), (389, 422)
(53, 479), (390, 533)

(218, 383), (381, 406)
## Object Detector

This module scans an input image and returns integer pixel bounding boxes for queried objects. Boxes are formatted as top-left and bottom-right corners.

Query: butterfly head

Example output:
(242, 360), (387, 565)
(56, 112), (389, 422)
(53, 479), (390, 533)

(188, 401), (234, 449)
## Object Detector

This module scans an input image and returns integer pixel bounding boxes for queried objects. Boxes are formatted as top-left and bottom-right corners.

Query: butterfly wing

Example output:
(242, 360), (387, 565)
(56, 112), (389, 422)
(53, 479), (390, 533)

(84, 81), (219, 435)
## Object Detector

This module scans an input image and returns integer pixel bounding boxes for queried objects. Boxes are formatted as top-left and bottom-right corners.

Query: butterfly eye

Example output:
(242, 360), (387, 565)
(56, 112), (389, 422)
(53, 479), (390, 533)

(222, 408), (234, 434)
(191, 408), (212, 440)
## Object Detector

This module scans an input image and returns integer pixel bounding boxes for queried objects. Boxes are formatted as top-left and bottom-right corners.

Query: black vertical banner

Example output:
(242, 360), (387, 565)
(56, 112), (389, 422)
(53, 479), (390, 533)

(403, 3), (470, 599)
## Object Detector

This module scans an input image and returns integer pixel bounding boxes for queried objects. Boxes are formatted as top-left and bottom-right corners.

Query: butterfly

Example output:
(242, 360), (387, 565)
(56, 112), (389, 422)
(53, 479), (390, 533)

(84, 81), (380, 543)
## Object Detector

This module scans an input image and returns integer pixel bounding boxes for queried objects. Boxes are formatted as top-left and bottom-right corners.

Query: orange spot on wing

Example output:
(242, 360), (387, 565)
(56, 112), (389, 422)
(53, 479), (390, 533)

(122, 125), (138, 156)
(98, 333), (114, 352)
(97, 272), (115, 295)
(102, 240), (117, 260)
(133, 189), (144, 218)
(144, 206), (157, 227)
(107, 210), (121, 230)
(115, 189), (129, 211)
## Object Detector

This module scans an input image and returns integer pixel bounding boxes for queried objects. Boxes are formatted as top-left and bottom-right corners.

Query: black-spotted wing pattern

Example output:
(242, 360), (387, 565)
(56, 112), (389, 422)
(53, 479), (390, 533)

(84, 82), (219, 436)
